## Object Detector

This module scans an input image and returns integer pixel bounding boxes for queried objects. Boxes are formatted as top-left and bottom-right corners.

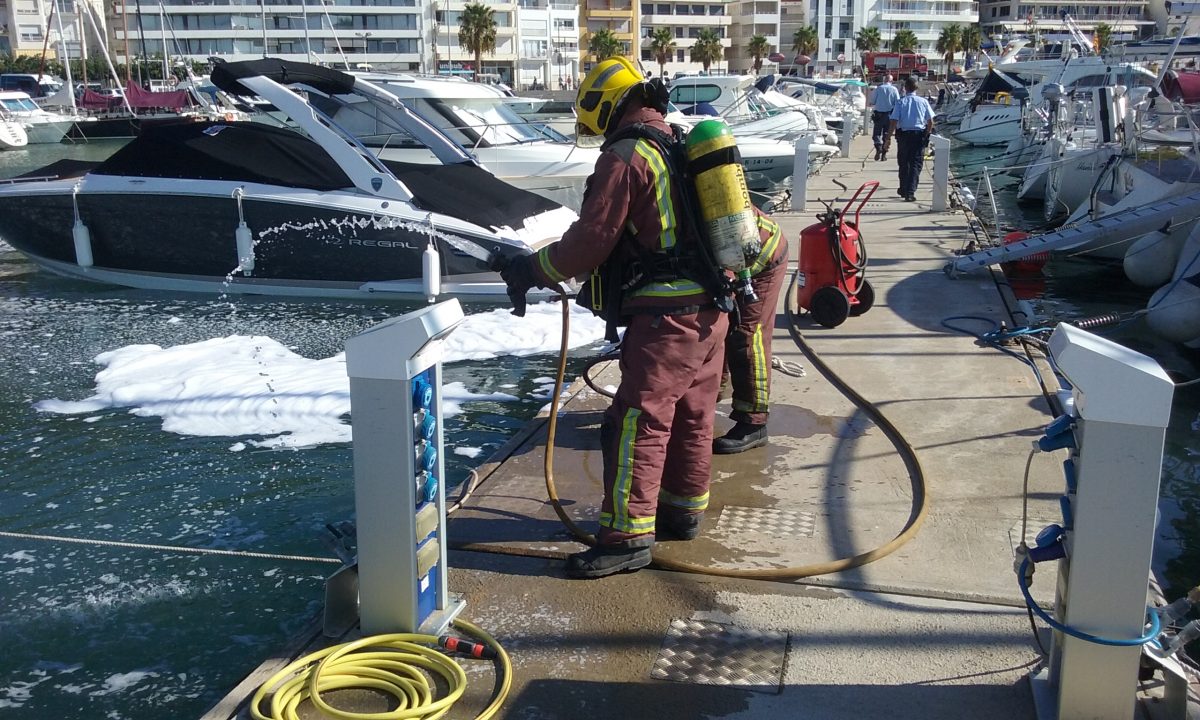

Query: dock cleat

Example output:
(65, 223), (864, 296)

(565, 544), (653, 579)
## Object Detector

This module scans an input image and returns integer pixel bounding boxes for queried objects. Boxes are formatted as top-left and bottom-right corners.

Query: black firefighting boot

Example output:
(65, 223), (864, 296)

(657, 508), (702, 541)
(713, 422), (768, 454)
(565, 542), (652, 579)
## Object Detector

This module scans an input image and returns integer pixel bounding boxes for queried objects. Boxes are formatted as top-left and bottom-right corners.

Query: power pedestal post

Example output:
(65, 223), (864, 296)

(345, 299), (466, 636)
(1030, 323), (1174, 720)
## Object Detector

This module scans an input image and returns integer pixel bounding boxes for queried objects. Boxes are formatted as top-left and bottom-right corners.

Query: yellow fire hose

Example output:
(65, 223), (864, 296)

(249, 618), (511, 720)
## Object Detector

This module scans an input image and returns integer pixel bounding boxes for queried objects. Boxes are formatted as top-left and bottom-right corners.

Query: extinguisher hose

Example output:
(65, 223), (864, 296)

(528, 288), (930, 581)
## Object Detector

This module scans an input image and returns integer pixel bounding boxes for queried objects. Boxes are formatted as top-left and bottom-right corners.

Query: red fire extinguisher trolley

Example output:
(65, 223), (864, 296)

(796, 181), (878, 328)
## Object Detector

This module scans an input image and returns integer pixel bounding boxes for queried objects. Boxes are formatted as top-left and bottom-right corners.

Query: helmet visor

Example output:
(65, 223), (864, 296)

(574, 122), (604, 148)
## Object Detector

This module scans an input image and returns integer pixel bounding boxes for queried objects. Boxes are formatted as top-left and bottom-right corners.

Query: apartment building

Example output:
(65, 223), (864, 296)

(4, 0), (97, 59)
(977, 0), (1154, 40)
(515, 0), (580, 88)
(580, 0), (637, 71)
(434, 0), (519, 80)
(777, 0), (806, 64)
(638, 0), (731, 76)
(726, 0), (779, 73)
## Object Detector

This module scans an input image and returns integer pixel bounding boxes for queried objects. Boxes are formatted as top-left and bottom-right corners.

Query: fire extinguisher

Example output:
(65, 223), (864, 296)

(796, 181), (879, 328)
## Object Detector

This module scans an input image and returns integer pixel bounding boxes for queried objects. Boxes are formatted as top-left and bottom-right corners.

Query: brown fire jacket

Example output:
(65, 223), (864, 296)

(528, 105), (710, 312)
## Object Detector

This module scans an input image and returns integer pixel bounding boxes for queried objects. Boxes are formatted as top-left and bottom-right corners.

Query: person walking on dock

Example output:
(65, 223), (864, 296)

(499, 57), (729, 579)
(888, 76), (935, 202)
(870, 75), (899, 162)
(714, 212), (789, 454)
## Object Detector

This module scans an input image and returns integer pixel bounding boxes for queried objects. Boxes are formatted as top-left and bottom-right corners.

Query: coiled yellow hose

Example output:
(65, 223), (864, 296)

(250, 618), (510, 720)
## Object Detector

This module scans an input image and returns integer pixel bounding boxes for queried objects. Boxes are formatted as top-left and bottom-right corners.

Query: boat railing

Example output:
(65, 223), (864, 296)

(0, 174), (63, 185)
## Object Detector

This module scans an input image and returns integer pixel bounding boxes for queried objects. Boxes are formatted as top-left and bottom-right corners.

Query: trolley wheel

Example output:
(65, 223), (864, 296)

(810, 286), (850, 328)
(849, 278), (875, 316)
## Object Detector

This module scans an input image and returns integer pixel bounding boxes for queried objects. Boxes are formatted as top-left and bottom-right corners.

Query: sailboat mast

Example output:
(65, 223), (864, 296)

(51, 0), (75, 104)
(122, 0), (131, 86)
(78, 9), (88, 86)
(159, 4), (168, 81)
(37, 3), (55, 82)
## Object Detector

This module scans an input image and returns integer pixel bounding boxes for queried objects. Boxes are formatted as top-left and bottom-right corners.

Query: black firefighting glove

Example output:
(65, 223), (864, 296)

(496, 253), (538, 318)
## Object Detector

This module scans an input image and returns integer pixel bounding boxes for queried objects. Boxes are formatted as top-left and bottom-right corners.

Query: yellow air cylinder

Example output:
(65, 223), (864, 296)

(685, 119), (761, 295)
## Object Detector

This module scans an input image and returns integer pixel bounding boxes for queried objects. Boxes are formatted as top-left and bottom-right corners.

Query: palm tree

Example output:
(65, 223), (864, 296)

(1094, 22), (1113, 55)
(961, 26), (980, 64)
(961, 25), (982, 56)
(649, 27), (676, 77)
(588, 28), (624, 61)
(855, 27), (882, 54)
(690, 28), (724, 74)
(935, 24), (962, 73)
(747, 34), (770, 75)
(891, 29), (919, 54)
(792, 24), (818, 57)
(458, 2), (497, 83)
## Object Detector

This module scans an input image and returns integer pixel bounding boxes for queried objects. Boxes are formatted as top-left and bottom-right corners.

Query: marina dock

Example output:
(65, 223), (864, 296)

(203, 134), (1156, 719)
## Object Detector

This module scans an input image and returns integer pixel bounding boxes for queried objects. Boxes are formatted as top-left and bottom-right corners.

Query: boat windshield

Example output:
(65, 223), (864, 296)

(409, 97), (548, 147)
(1, 96), (40, 113)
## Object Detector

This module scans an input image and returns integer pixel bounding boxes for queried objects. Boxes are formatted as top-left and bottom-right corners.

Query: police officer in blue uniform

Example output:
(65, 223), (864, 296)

(888, 76), (935, 202)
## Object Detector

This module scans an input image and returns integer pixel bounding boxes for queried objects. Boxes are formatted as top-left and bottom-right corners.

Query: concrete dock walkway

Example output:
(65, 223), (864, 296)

(207, 135), (1118, 720)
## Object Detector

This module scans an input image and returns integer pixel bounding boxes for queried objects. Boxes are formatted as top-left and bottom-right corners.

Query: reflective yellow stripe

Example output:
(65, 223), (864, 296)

(732, 323), (770, 414)
(751, 322), (769, 411)
(630, 279), (704, 298)
(599, 512), (655, 532)
(632, 140), (677, 250)
(748, 216), (782, 276)
(659, 489), (710, 511)
(536, 247), (567, 283)
(606, 407), (642, 534)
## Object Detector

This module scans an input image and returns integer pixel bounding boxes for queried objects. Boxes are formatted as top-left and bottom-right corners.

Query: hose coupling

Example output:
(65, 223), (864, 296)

(439, 635), (497, 659)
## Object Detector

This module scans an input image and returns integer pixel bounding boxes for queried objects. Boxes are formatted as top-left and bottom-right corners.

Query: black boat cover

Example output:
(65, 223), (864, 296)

(211, 59), (356, 98)
(14, 158), (101, 180)
(92, 121), (356, 191)
(381, 159), (563, 230)
(87, 120), (563, 229)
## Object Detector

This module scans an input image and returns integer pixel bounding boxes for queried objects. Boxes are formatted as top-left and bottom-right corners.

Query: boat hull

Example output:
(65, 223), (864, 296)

(0, 184), (536, 300)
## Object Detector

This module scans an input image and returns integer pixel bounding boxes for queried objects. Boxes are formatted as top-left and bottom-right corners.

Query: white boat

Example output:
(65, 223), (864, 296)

(337, 72), (599, 212)
(0, 91), (75, 144)
(1062, 147), (1200, 260)
(952, 59), (1156, 147)
(0, 59), (576, 300)
(0, 118), (28, 149)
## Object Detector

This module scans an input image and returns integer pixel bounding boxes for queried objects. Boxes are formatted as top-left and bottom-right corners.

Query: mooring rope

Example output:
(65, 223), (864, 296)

(0, 530), (341, 564)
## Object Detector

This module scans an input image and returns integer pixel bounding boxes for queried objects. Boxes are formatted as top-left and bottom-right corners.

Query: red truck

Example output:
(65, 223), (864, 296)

(862, 52), (929, 80)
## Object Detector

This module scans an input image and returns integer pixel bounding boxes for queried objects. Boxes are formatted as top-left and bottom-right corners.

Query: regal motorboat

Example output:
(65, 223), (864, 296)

(0, 91), (74, 144)
(0, 59), (576, 300)
(331, 73), (599, 212)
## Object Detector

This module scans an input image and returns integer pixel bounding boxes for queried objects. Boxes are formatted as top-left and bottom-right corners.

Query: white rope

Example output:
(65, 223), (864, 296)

(0, 530), (342, 564)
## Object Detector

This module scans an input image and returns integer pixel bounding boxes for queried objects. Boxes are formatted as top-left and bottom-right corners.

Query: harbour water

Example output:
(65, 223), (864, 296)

(0, 141), (610, 718)
(0, 138), (1196, 719)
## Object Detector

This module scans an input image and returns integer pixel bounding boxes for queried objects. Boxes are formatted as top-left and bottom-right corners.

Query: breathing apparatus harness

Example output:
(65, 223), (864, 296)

(574, 81), (737, 342)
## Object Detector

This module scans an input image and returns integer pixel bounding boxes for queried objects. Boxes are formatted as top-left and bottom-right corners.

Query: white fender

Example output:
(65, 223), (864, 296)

(1145, 278), (1200, 344)
(1144, 224), (1200, 343)
(422, 242), (441, 303)
(1123, 229), (1183, 287)
(235, 221), (255, 273)
(72, 219), (93, 267)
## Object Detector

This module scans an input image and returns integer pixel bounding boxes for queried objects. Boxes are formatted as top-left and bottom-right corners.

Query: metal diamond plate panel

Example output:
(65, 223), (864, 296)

(650, 619), (788, 693)
(716, 505), (816, 538)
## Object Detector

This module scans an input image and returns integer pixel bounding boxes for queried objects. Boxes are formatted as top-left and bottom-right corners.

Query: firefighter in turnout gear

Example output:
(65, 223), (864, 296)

(715, 211), (789, 454)
(500, 56), (729, 579)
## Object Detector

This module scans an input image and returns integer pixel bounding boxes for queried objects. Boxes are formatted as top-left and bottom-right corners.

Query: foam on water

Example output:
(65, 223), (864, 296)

(33, 301), (606, 449)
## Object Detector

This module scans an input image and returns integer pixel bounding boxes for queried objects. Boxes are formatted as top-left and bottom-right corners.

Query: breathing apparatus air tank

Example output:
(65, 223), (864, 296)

(685, 120), (760, 300)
